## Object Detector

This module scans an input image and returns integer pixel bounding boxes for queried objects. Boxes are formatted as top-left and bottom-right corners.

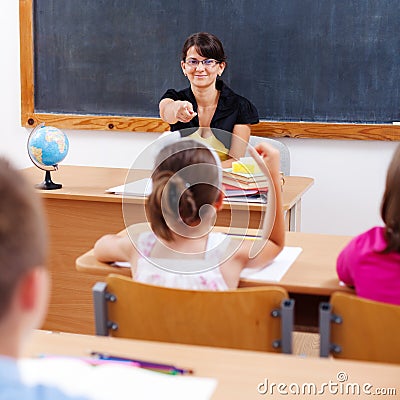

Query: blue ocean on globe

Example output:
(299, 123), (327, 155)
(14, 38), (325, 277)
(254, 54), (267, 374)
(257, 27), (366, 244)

(28, 125), (69, 169)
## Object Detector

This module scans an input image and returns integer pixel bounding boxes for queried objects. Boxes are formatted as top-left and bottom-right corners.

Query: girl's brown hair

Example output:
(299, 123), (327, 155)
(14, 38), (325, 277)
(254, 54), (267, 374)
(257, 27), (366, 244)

(380, 144), (400, 253)
(146, 140), (221, 241)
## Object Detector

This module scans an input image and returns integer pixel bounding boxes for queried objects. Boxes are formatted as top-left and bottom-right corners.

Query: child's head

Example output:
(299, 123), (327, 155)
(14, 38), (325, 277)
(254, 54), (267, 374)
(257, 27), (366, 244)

(147, 139), (222, 241)
(0, 158), (48, 328)
(381, 144), (400, 253)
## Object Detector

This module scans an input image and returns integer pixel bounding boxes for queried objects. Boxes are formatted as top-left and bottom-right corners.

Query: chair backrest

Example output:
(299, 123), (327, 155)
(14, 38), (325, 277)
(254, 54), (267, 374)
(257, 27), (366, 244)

(246, 136), (291, 176)
(319, 292), (400, 363)
(93, 274), (294, 353)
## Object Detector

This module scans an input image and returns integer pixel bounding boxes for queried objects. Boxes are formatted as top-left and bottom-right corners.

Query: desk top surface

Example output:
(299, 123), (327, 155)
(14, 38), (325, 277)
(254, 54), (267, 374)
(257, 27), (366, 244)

(25, 330), (400, 400)
(76, 228), (353, 296)
(23, 165), (314, 211)
(241, 231), (353, 295)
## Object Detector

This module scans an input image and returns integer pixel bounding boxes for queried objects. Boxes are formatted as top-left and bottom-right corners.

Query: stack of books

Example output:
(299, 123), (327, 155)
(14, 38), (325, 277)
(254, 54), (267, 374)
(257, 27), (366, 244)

(222, 167), (268, 203)
(222, 168), (268, 190)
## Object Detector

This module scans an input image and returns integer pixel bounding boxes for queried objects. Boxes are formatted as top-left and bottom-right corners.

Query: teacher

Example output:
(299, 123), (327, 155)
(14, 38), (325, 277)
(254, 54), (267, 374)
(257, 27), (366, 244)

(159, 32), (259, 167)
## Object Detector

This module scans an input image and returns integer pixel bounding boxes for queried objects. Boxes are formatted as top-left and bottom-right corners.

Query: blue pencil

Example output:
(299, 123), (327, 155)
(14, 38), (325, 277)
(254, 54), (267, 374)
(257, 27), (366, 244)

(90, 351), (193, 374)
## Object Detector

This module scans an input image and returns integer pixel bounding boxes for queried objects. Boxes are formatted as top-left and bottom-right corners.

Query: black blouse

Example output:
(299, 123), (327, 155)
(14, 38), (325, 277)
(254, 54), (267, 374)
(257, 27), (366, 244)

(160, 80), (259, 149)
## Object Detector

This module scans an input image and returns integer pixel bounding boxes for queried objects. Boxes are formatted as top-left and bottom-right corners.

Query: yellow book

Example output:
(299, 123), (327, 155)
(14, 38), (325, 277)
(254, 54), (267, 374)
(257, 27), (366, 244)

(231, 157), (261, 174)
(232, 161), (255, 174)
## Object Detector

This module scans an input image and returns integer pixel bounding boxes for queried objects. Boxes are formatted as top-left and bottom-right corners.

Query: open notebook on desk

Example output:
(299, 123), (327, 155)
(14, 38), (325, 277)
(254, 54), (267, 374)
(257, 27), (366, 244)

(106, 178), (152, 196)
(113, 246), (302, 282)
(20, 357), (217, 400)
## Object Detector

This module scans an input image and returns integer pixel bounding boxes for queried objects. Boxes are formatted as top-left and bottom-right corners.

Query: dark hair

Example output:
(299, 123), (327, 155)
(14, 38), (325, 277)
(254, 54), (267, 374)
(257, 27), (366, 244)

(146, 140), (221, 241)
(0, 157), (47, 320)
(182, 32), (227, 64)
(380, 144), (400, 253)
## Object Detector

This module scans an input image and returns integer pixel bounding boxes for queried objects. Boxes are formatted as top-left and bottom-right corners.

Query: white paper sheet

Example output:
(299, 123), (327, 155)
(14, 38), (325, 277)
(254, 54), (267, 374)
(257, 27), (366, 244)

(240, 246), (303, 282)
(20, 357), (217, 400)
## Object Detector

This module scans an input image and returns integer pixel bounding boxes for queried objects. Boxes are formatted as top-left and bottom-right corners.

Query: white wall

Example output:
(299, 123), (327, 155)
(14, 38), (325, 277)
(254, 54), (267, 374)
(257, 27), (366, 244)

(2, 2), (398, 236)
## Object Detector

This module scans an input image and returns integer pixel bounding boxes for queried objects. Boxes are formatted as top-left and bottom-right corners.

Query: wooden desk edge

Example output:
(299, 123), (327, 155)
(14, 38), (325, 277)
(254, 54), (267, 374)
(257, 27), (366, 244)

(76, 251), (131, 277)
(26, 330), (400, 397)
(239, 278), (354, 296)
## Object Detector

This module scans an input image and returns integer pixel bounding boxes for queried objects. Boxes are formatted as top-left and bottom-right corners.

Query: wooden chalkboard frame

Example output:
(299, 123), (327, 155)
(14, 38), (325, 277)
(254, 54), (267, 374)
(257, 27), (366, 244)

(19, 0), (400, 141)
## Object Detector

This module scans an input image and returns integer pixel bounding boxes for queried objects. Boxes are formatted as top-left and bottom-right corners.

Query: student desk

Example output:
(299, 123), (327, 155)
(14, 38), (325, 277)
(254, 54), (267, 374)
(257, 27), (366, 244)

(76, 230), (352, 296)
(76, 228), (354, 330)
(25, 330), (400, 400)
(240, 232), (353, 296)
(22, 166), (313, 334)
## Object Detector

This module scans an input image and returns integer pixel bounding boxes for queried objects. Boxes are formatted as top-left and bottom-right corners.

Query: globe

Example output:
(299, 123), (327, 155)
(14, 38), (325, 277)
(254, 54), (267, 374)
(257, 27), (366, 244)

(27, 124), (69, 190)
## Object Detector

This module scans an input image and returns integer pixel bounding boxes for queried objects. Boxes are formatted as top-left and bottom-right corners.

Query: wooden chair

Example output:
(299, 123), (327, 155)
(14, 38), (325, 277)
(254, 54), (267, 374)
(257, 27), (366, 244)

(319, 292), (400, 363)
(93, 274), (294, 353)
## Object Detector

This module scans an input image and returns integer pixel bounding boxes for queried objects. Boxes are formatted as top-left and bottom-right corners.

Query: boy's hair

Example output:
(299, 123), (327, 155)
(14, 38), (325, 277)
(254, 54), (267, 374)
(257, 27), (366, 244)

(182, 32), (227, 65)
(146, 140), (221, 241)
(380, 144), (400, 253)
(0, 158), (47, 320)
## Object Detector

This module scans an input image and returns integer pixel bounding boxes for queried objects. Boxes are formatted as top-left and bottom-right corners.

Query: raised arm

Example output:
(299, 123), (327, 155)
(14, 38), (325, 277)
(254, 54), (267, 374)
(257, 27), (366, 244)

(220, 142), (285, 287)
(241, 143), (285, 266)
(251, 143), (285, 243)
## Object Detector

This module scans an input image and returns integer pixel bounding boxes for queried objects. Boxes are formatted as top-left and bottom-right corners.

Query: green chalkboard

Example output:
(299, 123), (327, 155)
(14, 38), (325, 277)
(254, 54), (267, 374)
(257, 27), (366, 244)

(20, 0), (400, 139)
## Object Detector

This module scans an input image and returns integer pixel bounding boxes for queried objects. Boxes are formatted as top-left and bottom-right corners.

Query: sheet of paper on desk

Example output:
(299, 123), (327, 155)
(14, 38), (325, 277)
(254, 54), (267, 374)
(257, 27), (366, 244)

(20, 357), (217, 400)
(112, 261), (131, 268)
(106, 178), (152, 196)
(240, 246), (303, 282)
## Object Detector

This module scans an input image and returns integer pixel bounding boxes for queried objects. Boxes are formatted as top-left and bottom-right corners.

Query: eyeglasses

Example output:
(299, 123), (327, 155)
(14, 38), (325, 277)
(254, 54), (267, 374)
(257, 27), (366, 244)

(185, 59), (220, 68)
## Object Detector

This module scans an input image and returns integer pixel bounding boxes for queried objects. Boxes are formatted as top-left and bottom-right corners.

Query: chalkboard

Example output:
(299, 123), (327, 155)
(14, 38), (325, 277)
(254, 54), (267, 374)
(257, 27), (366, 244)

(20, 0), (400, 140)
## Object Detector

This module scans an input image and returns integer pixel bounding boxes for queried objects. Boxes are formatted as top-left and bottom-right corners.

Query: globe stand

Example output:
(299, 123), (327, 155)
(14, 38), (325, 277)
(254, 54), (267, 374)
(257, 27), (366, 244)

(35, 170), (62, 190)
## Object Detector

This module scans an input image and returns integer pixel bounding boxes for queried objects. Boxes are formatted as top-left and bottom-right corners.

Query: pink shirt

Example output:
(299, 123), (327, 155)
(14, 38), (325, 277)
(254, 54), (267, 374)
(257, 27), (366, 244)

(337, 226), (400, 305)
